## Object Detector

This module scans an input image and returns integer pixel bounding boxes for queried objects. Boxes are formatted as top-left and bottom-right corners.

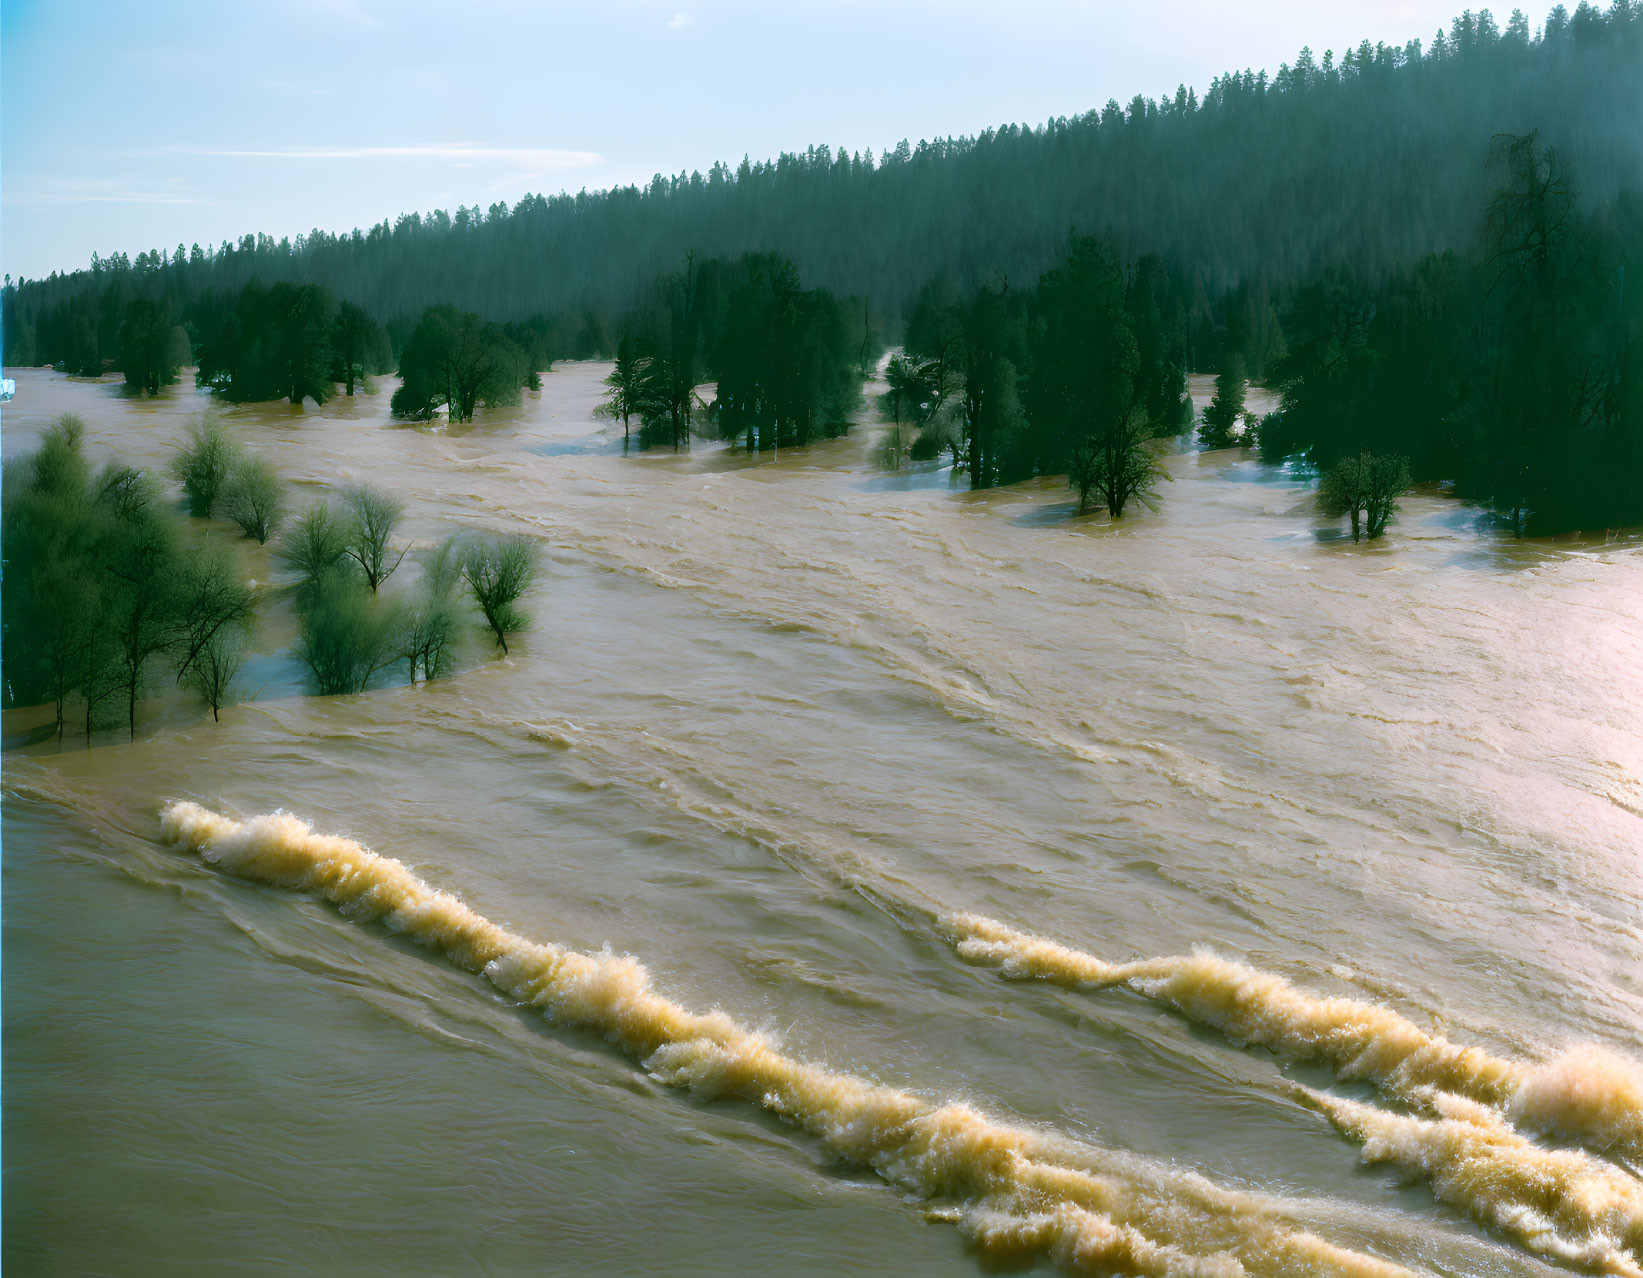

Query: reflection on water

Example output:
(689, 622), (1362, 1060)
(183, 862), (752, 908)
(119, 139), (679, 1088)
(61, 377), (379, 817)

(3, 363), (1640, 1276)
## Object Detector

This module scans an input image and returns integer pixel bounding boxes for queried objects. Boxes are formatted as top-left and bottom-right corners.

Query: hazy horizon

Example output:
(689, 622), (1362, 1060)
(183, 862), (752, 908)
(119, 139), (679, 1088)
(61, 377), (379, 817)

(6, 0), (1483, 281)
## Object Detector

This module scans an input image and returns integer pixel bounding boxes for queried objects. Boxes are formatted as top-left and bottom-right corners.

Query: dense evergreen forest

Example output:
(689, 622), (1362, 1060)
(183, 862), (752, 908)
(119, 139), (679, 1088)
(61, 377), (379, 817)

(6, 3), (1638, 347)
(3, 2), (1640, 533)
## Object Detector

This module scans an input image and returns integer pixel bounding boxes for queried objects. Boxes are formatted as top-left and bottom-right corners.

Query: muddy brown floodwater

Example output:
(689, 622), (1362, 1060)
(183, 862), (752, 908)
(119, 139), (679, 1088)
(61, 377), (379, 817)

(4, 363), (1641, 1277)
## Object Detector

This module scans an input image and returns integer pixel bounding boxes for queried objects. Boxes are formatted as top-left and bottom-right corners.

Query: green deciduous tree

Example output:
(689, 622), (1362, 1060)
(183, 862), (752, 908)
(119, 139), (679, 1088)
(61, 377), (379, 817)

(197, 281), (337, 405)
(220, 455), (288, 544)
(401, 537), (463, 681)
(294, 574), (401, 695)
(1027, 238), (1172, 513)
(330, 300), (390, 396)
(1318, 451), (1411, 541)
(710, 253), (863, 453)
(391, 305), (529, 422)
(99, 466), (183, 739)
(182, 624), (248, 722)
(169, 412), (242, 517)
(279, 502), (350, 594)
(171, 541), (255, 689)
(341, 484), (408, 593)
(462, 534), (539, 655)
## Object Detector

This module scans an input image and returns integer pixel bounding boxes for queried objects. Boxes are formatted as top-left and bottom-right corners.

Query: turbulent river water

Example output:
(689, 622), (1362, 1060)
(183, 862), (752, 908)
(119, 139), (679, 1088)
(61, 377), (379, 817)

(3, 363), (1641, 1277)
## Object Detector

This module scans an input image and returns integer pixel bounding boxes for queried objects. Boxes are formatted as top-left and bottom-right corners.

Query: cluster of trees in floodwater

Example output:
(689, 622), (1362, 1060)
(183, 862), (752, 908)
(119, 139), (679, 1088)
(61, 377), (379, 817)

(864, 129), (1641, 535)
(1, 415), (538, 739)
(1, 2), (1639, 535)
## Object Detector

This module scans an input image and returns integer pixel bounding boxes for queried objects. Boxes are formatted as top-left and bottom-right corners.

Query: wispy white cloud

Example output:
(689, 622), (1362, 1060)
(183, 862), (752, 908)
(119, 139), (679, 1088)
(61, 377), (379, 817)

(668, 12), (691, 30)
(182, 143), (604, 168)
(4, 177), (206, 207)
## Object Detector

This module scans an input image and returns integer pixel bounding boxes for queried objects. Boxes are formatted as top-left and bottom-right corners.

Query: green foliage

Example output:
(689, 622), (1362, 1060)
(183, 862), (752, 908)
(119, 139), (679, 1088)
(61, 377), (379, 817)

(594, 333), (658, 447)
(875, 353), (941, 469)
(893, 237), (1188, 510)
(220, 455), (288, 544)
(28, 413), (91, 496)
(340, 484), (407, 592)
(462, 534), (539, 655)
(169, 540), (256, 723)
(390, 305), (530, 422)
(169, 412), (242, 517)
(880, 354), (926, 428)
(1262, 133), (1642, 533)
(2, 419), (267, 739)
(1318, 452), (1412, 541)
(197, 281), (336, 405)
(96, 466), (182, 739)
(10, 4), (1639, 360)
(909, 405), (962, 462)
(118, 299), (185, 394)
(293, 574), (400, 696)
(5, 7), (1639, 533)
(401, 537), (463, 681)
(2, 416), (98, 733)
(330, 300), (391, 396)
(1199, 357), (1248, 449)
(615, 253), (716, 451)
(171, 540), (256, 686)
(710, 253), (863, 452)
(182, 624), (248, 722)
(279, 502), (350, 593)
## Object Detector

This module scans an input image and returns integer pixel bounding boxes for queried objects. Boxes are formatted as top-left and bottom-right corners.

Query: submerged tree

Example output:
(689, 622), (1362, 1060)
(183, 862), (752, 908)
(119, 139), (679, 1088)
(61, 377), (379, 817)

(182, 624), (249, 722)
(279, 502), (350, 594)
(710, 253), (863, 453)
(401, 537), (463, 681)
(197, 281), (337, 405)
(1198, 357), (1248, 449)
(171, 541), (255, 691)
(391, 305), (530, 422)
(3, 416), (268, 738)
(1318, 451), (1411, 541)
(118, 299), (189, 395)
(1028, 238), (1171, 514)
(294, 574), (401, 695)
(462, 534), (539, 655)
(220, 455), (288, 543)
(169, 412), (242, 517)
(340, 484), (407, 593)
(329, 300), (391, 396)
(875, 353), (933, 469)
(2, 415), (99, 737)
(595, 333), (655, 448)
(100, 467), (183, 739)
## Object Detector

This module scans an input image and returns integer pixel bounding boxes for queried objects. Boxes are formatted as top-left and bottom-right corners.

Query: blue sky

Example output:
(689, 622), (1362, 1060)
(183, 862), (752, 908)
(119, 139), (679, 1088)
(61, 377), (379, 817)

(4, 0), (1483, 281)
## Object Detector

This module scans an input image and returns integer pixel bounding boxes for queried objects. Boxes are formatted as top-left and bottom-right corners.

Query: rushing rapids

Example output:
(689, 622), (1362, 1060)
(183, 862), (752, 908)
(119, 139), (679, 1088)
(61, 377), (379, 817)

(945, 913), (1643, 1161)
(1297, 1088), (1643, 1276)
(4, 364), (1641, 1275)
(159, 801), (1422, 1278)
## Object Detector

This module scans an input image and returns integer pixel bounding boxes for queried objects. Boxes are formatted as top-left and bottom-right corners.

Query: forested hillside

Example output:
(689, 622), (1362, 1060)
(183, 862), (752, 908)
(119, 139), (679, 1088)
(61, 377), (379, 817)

(5, 1), (1639, 361)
